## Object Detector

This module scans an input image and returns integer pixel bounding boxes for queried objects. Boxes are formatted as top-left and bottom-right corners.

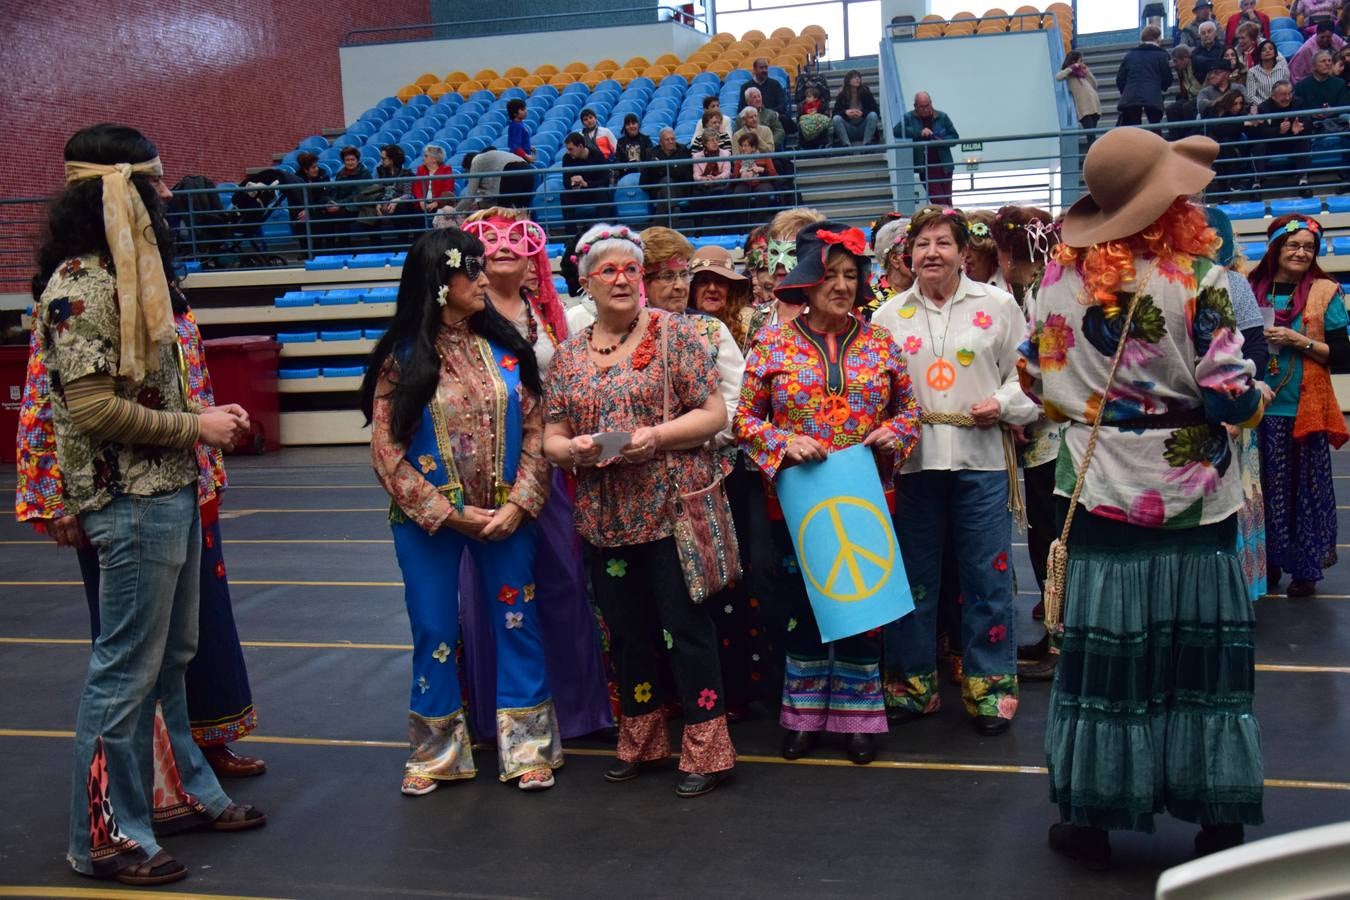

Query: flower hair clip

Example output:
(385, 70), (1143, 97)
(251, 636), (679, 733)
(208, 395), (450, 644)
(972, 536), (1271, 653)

(436, 284), (449, 307)
(570, 225), (644, 264)
(968, 222), (990, 239)
(445, 248), (463, 268)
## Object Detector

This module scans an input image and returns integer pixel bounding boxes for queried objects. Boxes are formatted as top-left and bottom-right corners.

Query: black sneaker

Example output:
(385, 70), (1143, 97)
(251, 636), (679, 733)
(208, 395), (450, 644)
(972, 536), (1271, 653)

(1048, 823), (1111, 870)
(675, 770), (731, 798)
(1194, 824), (1244, 857)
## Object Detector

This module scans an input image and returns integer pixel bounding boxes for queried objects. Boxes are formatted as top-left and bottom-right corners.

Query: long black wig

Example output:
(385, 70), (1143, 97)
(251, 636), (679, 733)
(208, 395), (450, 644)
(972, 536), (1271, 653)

(360, 227), (542, 447)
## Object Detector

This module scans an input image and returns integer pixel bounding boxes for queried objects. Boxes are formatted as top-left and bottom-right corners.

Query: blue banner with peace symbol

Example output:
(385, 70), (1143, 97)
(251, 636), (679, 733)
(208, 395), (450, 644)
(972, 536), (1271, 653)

(776, 445), (914, 643)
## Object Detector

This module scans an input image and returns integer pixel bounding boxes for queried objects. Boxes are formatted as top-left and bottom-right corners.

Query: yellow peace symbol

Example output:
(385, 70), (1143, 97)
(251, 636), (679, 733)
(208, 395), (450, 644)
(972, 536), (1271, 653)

(795, 496), (895, 602)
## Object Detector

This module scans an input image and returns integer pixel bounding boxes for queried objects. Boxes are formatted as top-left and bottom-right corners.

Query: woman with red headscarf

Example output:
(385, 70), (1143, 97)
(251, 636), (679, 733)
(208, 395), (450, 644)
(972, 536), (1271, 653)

(456, 208), (614, 742)
(1248, 214), (1350, 598)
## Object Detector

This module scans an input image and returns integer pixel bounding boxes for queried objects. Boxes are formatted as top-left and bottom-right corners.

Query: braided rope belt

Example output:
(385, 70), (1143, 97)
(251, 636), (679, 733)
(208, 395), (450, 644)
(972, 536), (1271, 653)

(918, 411), (1025, 530)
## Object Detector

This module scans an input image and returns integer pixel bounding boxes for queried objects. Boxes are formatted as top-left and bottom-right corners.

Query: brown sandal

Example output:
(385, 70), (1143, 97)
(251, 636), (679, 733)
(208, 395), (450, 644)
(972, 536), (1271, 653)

(113, 850), (188, 885)
(210, 803), (267, 832)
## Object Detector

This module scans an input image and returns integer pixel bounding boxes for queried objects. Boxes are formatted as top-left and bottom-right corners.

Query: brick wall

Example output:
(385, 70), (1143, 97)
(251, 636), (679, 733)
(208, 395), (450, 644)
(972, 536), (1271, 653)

(3, 1), (429, 201)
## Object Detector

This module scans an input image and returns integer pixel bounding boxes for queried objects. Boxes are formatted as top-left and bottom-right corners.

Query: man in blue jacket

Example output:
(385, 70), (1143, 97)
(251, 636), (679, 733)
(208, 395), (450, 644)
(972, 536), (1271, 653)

(1117, 25), (1174, 125)
(893, 91), (959, 207)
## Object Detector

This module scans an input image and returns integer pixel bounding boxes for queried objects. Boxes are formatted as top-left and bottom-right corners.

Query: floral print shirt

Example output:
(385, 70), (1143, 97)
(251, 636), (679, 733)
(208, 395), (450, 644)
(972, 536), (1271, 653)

(545, 310), (721, 548)
(16, 306), (226, 526)
(1019, 252), (1260, 529)
(872, 276), (1039, 474)
(31, 256), (197, 516)
(734, 317), (922, 486)
(371, 322), (549, 533)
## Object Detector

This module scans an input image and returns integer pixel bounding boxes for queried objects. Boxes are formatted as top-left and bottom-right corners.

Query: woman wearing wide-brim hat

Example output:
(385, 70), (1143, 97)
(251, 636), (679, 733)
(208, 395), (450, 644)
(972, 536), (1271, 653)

(734, 221), (921, 764)
(1020, 128), (1266, 868)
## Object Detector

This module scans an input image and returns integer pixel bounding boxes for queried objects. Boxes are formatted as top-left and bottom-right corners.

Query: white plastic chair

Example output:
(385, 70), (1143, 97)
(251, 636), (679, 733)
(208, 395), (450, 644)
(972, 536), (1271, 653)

(1156, 821), (1350, 899)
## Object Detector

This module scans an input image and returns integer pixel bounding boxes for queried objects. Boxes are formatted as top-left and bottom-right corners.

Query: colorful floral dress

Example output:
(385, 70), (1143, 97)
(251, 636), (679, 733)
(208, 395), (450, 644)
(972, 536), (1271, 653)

(735, 316), (921, 733)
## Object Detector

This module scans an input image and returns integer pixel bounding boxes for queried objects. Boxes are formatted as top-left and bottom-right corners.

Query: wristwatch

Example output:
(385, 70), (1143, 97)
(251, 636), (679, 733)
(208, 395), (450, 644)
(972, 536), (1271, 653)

(1304, 340), (1315, 352)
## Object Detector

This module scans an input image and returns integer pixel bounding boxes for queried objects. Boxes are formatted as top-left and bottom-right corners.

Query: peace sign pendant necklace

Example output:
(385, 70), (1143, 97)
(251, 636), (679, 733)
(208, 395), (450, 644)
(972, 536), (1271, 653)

(922, 299), (957, 391)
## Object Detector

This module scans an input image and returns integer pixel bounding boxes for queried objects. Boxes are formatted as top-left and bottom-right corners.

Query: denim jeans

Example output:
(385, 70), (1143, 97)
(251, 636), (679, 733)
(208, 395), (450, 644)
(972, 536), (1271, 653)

(67, 485), (231, 875)
(832, 111), (879, 146)
(885, 469), (1019, 719)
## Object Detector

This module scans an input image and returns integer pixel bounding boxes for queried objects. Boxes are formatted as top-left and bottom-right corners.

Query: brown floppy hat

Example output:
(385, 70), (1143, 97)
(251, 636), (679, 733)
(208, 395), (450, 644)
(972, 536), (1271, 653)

(1061, 128), (1219, 248)
(688, 245), (747, 283)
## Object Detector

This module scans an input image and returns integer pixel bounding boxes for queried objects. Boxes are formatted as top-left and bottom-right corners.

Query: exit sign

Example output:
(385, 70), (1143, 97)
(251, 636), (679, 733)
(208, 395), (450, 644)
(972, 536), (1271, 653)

(960, 141), (983, 152)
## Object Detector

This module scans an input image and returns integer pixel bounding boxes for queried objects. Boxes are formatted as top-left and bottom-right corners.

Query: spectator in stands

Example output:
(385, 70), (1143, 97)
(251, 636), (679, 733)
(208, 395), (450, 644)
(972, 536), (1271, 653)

(1234, 22), (1261, 71)
(361, 144), (415, 245)
(1198, 59), (1247, 115)
(456, 149), (534, 214)
(640, 127), (693, 216)
(687, 96), (733, 152)
(615, 113), (654, 180)
(1204, 89), (1257, 194)
(1057, 51), (1102, 133)
(294, 150), (342, 251)
(1340, 3), (1350, 36)
(1247, 39), (1292, 108)
(962, 211), (999, 282)
(1167, 45), (1204, 122)
(1176, 0), (1216, 47)
(1226, 0), (1271, 46)
(1291, 0), (1341, 35)
(1224, 46), (1250, 90)
(797, 84), (831, 149)
(1339, 45), (1350, 86)
(738, 57), (790, 124)
(328, 146), (373, 248)
(1252, 80), (1311, 188)
(1192, 21), (1226, 78)
(1117, 25), (1173, 125)
(691, 129), (732, 229)
(1294, 47), (1350, 117)
(733, 106), (776, 153)
(730, 132), (777, 227)
(896, 92), (958, 206)
(1250, 213), (1350, 599)
(1290, 22), (1346, 82)
(831, 69), (881, 146)
(411, 146), (455, 219)
(580, 108), (617, 160)
(506, 98), (535, 163)
(743, 87), (785, 151)
(561, 132), (613, 236)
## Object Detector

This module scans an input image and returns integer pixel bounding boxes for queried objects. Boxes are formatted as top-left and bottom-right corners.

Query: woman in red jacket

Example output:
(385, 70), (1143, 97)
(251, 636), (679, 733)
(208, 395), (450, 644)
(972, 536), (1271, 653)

(411, 145), (455, 218)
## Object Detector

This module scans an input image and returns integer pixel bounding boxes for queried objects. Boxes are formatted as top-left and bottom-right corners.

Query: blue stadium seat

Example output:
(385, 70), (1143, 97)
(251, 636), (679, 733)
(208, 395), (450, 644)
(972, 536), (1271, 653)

(658, 73), (689, 91)
(347, 120), (376, 139)
(323, 366), (366, 378)
(614, 173), (650, 220)
(277, 290), (320, 306)
(1216, 201), (1265, 220)
(1309, 134), (1346, 170)
(279, 368), (321, 379)
(407, 94), (432, 108)
(1270, 16), (1296, 29)
(281, 150), (302, 168)
(320, 329), (362, 342)
(276, 331), (318, 343)
(501, 87), (527, 101)
(319, 288), (365, 303)
(563, 81), (590, 96)
(531, 84), (560, 100)
(376, 96), (403, 111)
(534, 184), (563, 225)
(1270, 197), (1323, 217)
(299, 135), (329, 151)
(1325, 195), (1350, 213)
(360, 106), (392, 123)
(365, 328), (387, 340)
(768, 67), (790, 89)
(1242, 241), (1265, 259)
(318, 160), (340, 177)
(691, 72), (721, 88)
(1330, 236), (1350, 255)
(366, 286), (399, 303)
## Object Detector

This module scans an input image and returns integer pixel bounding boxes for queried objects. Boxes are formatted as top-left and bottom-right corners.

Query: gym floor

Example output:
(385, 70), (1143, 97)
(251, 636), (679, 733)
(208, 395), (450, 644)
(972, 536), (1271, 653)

(1, 445), (1347, 899)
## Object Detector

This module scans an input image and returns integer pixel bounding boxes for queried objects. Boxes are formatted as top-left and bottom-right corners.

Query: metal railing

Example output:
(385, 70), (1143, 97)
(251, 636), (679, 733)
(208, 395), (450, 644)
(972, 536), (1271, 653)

(341, 4), (710, 46)
(3, 104), (1347, 297)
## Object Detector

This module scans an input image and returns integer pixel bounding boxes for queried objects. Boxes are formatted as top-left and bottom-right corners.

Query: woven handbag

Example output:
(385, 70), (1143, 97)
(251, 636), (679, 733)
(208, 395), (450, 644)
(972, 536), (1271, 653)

(660, 315), (742, 603)
(1042, 277), (1149, 629)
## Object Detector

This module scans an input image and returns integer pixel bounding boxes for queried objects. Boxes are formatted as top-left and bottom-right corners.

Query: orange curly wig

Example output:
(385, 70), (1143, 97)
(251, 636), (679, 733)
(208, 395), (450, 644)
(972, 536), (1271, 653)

(1052, 197), (1217, 303)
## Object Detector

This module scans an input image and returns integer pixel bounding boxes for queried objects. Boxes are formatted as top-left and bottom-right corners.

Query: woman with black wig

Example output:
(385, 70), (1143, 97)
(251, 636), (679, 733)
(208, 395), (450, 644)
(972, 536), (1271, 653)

(33, 123), (260, 886)
(361, 227), (562, 796)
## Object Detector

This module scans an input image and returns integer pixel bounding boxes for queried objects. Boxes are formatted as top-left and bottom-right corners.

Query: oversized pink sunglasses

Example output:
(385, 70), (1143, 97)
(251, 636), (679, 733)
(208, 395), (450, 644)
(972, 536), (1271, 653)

(463, 219), (547, 257)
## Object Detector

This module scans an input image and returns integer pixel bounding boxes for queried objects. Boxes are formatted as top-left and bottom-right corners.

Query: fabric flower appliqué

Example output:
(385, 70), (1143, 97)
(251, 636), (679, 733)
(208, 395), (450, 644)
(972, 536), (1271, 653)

(523, 583), (536, 602)
(214, 560), (226, 579)
(505, 612), (524, 629)
(992, 552), (1008, 572)
(972, 311), (993, 330)
(988, 625), (1007, 643)
(897, 303), (918, 319)
(433, 642), (451, 663)
(663, 629), (674, 649)
(634, 682), (653, 704)
(499, 354), (518, 372)
(696, 688), (719, 710)
(606, 558), (628, 577)
(417, 454), (437, 474)
(417, 675), (429, 694)
(903, 335), (923, 354)
(498, 585), (520, 606)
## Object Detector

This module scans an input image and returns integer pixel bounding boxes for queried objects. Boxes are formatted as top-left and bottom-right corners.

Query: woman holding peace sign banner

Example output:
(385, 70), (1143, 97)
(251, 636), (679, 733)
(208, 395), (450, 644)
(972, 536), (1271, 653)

(735, 221), (921, 765)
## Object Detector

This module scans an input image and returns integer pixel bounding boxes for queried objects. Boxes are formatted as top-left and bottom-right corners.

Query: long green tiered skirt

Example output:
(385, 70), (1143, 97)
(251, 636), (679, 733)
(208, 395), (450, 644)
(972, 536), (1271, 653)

(1045, 505), (1264, 833)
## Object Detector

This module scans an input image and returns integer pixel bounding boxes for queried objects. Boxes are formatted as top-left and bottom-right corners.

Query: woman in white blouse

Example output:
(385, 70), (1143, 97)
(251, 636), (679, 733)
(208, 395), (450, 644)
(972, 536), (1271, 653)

(872, 206), (1038, 737)
(1246, 39), (1290, 110)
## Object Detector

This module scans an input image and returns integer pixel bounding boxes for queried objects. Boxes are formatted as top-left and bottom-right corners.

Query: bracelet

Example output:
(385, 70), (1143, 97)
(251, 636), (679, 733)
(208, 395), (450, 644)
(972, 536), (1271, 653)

(568, 438), (579, 465)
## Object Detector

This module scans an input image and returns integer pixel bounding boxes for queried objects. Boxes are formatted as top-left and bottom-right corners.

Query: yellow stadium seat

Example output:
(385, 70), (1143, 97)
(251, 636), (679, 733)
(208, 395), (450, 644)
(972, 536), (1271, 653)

(594, 59), (620, 74)
(487, 78), (514, 93)
(770, 26), (797, 40)
(396, 84), (423, 102)
(624, 55), (650, 69)
(547, 72), (576, 86)
(741, 29), (766, 42)
(710, 32), (736, 45)
(655, 53), (681, 66)
(976, 18), (1007, 33)
(580, 71), (606, 88)
(425, 82), (453, 100)
(611, 67), (638, 86)
(564, 61), (588, 74)
(414, 72), (440, 87)
(1045, 3), (1073, 28)
(504, 66), (528, 80)
(917, 22), (945, 38)
(517, 75), (545, 90)
(1009, 5), (1040, 29)
(708, 59), (735, 76)
(643, 65), (672, 79)
(946, 21), (976, 35)
(443, 70), (469, 86)
(675, 62), (704, 78)
(951, 10), (977, 21)
(800, 25), (827, 54)
(472, 68), (499, 83)
(534, 64), (558, 76)
(758, 38), (788, 54)
(457, 80), (484, 97)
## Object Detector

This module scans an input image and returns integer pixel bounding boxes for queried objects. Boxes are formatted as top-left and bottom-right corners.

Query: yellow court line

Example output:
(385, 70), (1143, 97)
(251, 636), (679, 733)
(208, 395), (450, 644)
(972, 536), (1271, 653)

(0, 580), (402, 588)
(0, 889), (295, 900)
(2, 729), (1347, 791)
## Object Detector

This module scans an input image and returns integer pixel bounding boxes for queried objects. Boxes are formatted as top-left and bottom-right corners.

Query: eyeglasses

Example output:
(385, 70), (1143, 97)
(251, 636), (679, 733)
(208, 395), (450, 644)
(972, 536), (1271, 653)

(591, 263), (644, 284)
(650, 269), (692, 284)
(462, 219), (547, 257)
(1284, 241), (1317, 256)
